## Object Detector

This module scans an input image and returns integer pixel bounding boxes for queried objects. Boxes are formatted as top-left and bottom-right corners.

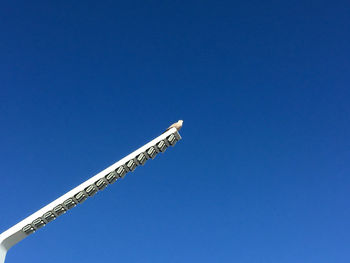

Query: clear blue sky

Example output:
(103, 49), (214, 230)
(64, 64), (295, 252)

(1, 0), (349, 262)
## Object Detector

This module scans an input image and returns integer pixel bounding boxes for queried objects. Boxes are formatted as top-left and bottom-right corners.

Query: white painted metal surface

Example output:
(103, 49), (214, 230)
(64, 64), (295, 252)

(0, 126), (182, 263)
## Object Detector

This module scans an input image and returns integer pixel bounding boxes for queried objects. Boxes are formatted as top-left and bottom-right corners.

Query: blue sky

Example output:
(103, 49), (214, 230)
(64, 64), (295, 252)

(1, 0), (349, 262)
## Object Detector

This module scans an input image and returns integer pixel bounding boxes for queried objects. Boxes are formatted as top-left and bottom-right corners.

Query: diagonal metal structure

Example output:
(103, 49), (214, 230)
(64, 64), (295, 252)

(0, 123), (182, 263)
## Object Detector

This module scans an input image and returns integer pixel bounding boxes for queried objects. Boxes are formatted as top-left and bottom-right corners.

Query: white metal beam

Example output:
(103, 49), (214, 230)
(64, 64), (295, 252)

(0, 126), (182, 263)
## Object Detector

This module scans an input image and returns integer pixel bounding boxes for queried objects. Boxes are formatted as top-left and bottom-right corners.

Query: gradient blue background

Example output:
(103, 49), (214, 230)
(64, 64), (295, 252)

(1, 0), (349, 262)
